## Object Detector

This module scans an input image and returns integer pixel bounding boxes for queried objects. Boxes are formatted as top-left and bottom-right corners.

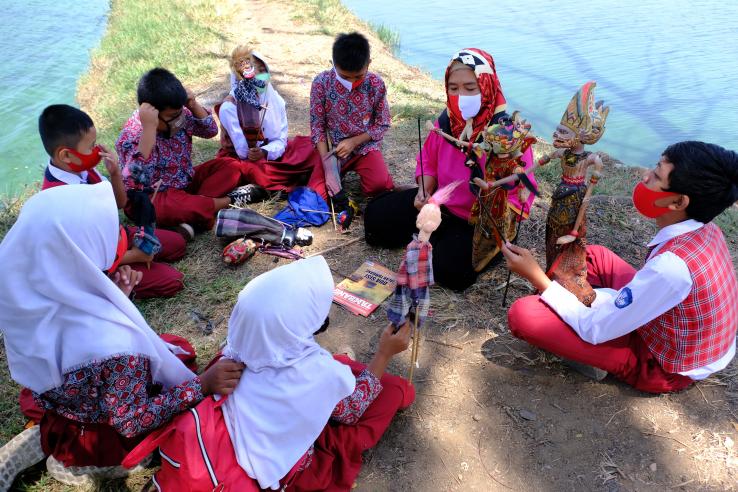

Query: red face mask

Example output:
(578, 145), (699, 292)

(64, 146), (102, 172)
(106, 225), (129, 273)
(632, 182), (680, 218)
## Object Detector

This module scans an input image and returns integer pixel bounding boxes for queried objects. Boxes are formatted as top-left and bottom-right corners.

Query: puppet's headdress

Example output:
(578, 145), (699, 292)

(560, 81), (610, 145)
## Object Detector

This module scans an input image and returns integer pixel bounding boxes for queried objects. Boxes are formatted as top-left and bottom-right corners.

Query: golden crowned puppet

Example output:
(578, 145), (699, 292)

(470, 112), (537, 271)
(537, 81), (609, 305)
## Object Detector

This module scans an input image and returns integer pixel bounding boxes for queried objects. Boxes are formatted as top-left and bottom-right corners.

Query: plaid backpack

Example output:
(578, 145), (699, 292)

(122, 396), (258, 492)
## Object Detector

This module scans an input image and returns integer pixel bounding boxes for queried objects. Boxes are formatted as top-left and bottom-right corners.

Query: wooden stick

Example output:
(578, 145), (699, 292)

(417, 118), (426, 199)
(150, 179), (163, 202)
(408, 308), (420, 383)
(329, 199), (338, 231)
(300, 208), (335, 216)
(502, 205), (526, 307)
(424, 120), (471, 148)
(145, 179), (164, 270)
(305, 237), (362, 258)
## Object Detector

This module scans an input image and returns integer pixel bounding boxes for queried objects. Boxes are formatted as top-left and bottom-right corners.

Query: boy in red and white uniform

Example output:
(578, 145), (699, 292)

(39, 104), (185, 299)
(503, 141), (738, 393)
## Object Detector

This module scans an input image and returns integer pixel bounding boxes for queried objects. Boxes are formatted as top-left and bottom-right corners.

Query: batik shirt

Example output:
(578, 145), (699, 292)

(309, 70), (390, 160)
(35, 355), (203, 438)
(294, 368), (382, 472)
(117, 107), (218, 192)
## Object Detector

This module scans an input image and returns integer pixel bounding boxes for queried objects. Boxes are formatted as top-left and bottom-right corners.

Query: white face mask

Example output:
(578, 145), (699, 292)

(458, 93), (482, 120)
(333, 68), (354, 91)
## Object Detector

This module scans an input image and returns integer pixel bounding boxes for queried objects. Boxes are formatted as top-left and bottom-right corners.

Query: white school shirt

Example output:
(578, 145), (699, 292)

(540, 219), (736, 380)
(220, 75), (288, 161)
(47, 163), (107, 184)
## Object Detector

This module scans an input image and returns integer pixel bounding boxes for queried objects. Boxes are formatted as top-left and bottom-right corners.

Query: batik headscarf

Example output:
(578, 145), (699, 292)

(445, 48), (507, 143)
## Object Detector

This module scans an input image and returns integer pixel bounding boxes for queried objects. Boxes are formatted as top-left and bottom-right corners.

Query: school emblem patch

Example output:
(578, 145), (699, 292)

(614, 287), (633, 309)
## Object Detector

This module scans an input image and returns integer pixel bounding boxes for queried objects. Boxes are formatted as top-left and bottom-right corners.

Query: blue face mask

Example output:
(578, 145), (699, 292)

(255, 73), (270, 94)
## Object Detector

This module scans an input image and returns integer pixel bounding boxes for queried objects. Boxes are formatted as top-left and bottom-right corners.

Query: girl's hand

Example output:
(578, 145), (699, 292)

(378, 322), (412, 358)
(413, 188), (430, 210)
(200, 358), (246, 395)
(109, 265), (143, 297)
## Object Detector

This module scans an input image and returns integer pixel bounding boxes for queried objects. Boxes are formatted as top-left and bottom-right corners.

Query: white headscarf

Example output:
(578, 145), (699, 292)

(222, 256), (355, 490)
(0, 182), (195, 394)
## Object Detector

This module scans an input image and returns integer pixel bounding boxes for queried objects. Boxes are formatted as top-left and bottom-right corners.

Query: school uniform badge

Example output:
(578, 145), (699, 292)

(614, 287), (633, 308)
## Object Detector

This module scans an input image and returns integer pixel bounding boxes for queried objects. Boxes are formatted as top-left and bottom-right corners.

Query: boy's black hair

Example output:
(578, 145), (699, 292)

(332, 32), (370, 72)
(38, 104), (94, 157)
(664, 141), (738, 223)
(136, 67), (187, 111)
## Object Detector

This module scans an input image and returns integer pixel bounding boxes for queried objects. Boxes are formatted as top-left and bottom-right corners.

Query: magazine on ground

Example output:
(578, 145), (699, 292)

(333, 260), (396, 316)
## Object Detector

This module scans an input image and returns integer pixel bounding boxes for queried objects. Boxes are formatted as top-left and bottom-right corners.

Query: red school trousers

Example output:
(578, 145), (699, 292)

(507, 245), (694, 394)
(124, 227), (185, 299)
(213, 135), (330, 199)
(148, 159), (244, 229)
(285, 355), (415, 491)
(312, 150), (394, 198)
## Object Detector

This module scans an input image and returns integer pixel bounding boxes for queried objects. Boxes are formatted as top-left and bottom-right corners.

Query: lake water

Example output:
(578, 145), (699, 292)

(343, 0), (738, 167)
(0, 0), (108, 197)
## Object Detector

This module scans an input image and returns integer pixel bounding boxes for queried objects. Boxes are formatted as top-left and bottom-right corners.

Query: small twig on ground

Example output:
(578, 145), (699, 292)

(306, 237), (362, 257)
(669, 478), (695, 489)
(641, 431), (695, 451)
(417, 392), (451, 399)
(477, 434), (513, 489)
(694, 383), (715, 407)
(438, 451), (463, 485)
(471, 393), (485, 409)
(606, 408), (627, 427)
(425, 338), (463, 350)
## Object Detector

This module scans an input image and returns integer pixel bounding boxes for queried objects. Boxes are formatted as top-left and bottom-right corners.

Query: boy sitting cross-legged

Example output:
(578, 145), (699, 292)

(117, 68), (249, 239)
(39, 104), (185, 299)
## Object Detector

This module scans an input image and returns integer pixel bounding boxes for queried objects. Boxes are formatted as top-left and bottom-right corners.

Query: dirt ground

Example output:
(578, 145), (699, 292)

(9, 0), (738, 490)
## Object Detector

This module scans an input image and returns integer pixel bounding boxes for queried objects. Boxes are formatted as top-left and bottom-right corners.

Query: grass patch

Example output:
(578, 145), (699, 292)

(369, 22), (400, 51)
(77, 0), (236, 148)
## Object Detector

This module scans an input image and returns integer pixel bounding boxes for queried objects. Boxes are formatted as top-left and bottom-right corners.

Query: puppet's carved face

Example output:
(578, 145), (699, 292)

(230, 46), (255, 80)
(552, 124), (578, 149)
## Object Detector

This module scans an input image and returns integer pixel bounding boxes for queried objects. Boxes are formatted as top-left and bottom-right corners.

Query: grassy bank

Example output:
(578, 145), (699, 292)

(2, 0), (738, 490)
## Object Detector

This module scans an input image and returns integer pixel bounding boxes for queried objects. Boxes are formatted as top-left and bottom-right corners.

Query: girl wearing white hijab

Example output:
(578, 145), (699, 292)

(0, 182), (243, 486)
(209, 47), (328, 202)
(221, 255), (415, 491)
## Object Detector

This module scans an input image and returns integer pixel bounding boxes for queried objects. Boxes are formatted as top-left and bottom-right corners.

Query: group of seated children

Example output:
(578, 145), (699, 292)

(0, 183), (414, 489)
(1, 25), (737, 491)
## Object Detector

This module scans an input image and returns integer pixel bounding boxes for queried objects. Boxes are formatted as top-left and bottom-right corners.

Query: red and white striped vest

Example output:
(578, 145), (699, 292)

(637, 223), (738, 373)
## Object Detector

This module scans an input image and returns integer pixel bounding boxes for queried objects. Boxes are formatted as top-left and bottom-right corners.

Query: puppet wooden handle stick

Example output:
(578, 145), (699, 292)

(408, 307), (420, 382)
(146, 179), (164, 270)
(424, 120), (471, 149)
(556, 166), (603, 245)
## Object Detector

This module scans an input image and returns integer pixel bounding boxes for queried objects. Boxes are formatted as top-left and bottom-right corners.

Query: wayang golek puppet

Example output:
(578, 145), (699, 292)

(468, 112), (538, 272)
(536, 81), (610, 306)
(387, 181), (461, 383)
(424, 113), (538, 274)
(228, 46), (269, 149)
